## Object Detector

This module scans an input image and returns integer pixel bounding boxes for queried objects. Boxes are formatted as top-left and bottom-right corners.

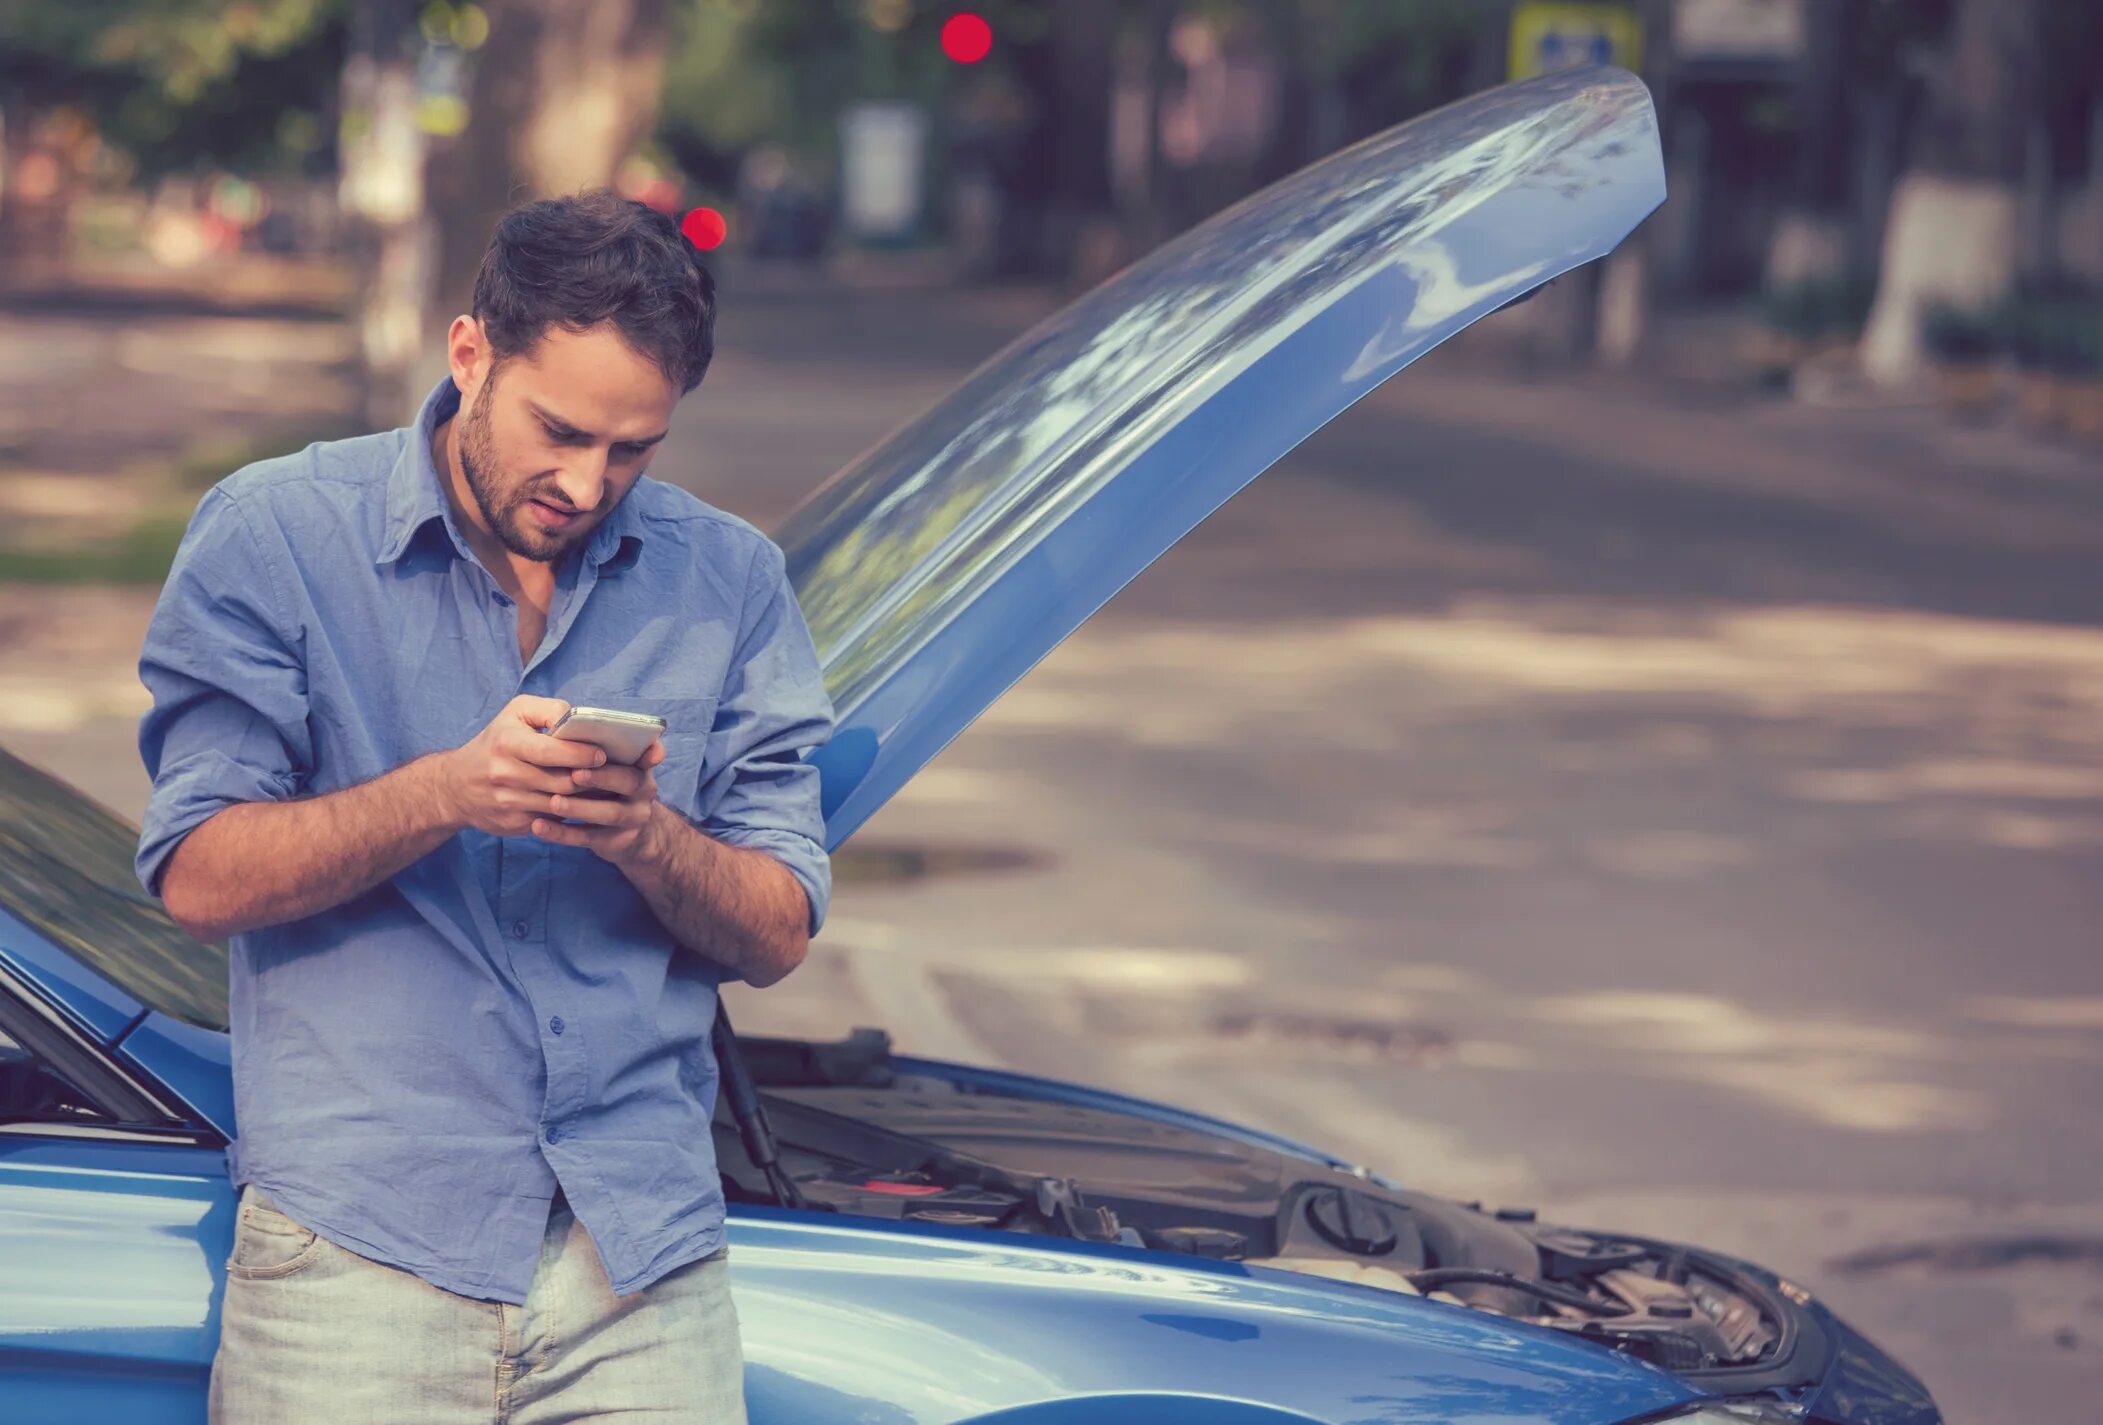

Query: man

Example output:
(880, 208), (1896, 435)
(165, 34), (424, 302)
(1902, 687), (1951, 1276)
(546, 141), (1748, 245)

(133, 190), (834, 1423)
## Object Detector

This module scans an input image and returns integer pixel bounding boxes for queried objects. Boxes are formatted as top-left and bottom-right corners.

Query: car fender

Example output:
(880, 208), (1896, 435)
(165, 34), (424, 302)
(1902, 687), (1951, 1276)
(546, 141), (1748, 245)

(728, 1208), (1698, 1425)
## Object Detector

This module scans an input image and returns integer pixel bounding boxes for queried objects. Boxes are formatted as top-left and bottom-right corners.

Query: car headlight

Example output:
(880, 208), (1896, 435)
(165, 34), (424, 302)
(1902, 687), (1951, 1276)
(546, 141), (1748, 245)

(1646, 1402), (1805, 1424)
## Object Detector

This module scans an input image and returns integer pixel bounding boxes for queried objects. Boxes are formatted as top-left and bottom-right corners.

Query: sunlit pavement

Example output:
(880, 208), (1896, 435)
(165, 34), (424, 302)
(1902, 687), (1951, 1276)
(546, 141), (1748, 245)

(8, 282), (2101, 1422)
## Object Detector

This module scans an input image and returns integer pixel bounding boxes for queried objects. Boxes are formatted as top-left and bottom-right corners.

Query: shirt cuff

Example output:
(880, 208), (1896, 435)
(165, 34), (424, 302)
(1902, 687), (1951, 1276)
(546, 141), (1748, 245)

(135, 750), (303, 899)
(709, 827), (831, 938)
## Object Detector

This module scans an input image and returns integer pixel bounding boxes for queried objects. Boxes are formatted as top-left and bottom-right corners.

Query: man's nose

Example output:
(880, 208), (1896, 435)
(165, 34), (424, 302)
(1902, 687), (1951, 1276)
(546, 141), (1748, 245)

(553, 453), (610, 512)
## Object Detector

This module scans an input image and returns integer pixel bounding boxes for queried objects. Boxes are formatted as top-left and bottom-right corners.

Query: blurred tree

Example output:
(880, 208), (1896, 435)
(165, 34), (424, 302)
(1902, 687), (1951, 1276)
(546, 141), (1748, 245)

(655, 0), (785, 192)
(1309, 0), (1489, 145)
(418, 0), (672, 385)
(1004, 0), (1114, 277)
(1759, 0), (1863, 290)
(1046, 0), (1490, 285)
(1860, 0), (2038, 383)
(338, 0), (423, 425)
(0, 0), (343, 179)
(645, 1), (1503, 283)
(655, 0), (1067, 268)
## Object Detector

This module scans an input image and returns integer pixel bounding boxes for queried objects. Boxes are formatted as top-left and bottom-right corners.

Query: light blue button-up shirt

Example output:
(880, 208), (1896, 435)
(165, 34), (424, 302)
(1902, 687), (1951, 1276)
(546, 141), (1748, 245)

(134, 374), (834, 1303)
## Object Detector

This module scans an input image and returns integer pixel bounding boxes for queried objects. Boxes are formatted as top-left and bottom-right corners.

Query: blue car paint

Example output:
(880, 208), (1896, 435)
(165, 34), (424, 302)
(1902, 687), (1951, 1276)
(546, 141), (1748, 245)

(1806, 1315), (1942, 1425)
(1680, 1248), (1941, 1425)
(0, 66), (1936, 1425)
(7, 903), (1708, 1425)
(116, 1010), (235, 1136)
(724, 1211), (1690, 1425)
(780, 66), (1668, 850)
(8, 895), (1934, 1425)
(0, 1134), (232, 1418)
(0, 1075), (1694, 1425)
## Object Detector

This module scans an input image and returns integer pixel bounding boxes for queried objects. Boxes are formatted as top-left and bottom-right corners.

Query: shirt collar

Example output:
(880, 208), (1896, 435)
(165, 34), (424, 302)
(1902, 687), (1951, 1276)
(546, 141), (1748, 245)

(376, 374), (648, 574)
(585, 484), (648, 574)
(376, 375), (470, 568)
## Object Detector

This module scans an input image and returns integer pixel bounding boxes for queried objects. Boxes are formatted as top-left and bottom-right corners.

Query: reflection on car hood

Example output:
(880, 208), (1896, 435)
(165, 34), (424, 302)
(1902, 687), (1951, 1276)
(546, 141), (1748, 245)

(778, 65), (1666, 846)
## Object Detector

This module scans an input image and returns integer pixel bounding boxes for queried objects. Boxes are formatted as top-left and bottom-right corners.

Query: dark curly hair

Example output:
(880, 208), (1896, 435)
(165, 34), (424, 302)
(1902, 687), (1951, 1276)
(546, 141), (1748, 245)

(470, 188), (717, 395)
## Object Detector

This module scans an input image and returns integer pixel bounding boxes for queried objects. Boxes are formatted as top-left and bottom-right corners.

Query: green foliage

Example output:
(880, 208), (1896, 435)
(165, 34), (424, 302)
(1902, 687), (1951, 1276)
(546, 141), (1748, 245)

(86, 0), (335, 105)
(1323, 0), (1483, 86)
(0, 514), (192, 585)
(659, 0), (1051, 169)
(1317, 0), (1486, 132)
(0, 415), (359, 585)
(1759, 274), (1878, 341)
(1996, 288), (2103, 375)
(0, 0), (345, 177)
(656, 0), (1488, 184)
(658, 2), (791, 159)
(170, 415), (363, 492)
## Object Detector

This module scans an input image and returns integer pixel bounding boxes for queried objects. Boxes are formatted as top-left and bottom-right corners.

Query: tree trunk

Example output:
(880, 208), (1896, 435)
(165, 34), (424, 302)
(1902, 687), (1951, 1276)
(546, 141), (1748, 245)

(1764, 0), (1856, 291)
(1018, 0), (1116, 283)
(1860, 0), (2035, 386)
(339, 0), (429, 428)
(417, 0), (670, 393)
(1096, 0), (1175, 285)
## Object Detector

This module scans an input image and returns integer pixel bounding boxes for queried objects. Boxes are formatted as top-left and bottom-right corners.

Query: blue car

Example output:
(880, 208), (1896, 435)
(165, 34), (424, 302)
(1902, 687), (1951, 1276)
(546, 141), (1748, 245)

(1, 67), (1939, 1425)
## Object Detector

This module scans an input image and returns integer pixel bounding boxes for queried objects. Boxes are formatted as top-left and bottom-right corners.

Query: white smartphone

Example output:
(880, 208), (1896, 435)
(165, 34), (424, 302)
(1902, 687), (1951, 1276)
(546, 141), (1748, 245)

(547, 706), (667, 766)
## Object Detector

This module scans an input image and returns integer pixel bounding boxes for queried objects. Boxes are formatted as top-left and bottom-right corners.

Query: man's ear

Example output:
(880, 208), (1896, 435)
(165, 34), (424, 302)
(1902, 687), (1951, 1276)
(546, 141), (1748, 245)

(447, 314), (491, 394)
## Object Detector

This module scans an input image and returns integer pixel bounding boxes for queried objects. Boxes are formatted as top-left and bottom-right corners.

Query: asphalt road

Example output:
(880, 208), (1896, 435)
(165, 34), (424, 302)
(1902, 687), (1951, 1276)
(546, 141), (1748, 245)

(9, 278), (2101, 1423)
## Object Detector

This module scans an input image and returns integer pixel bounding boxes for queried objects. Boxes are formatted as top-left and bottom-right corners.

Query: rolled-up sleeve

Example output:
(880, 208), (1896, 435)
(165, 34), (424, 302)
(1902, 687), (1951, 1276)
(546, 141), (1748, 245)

(135, 487), (311, 899)
(695, 537), (835, 936)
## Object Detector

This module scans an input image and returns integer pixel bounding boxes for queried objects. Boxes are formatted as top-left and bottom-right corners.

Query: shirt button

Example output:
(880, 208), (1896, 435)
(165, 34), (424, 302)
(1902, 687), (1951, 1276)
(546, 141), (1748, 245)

(543, 1124), (561, 1145)
(511, 920), (529, 939)
(548, 1015), (565, 1036)
(493, 591), (513, 606)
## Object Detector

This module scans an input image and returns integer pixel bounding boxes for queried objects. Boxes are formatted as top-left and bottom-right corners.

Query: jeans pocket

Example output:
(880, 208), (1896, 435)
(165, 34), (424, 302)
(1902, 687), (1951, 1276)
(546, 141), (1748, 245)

(227, 1186), (328, 1280)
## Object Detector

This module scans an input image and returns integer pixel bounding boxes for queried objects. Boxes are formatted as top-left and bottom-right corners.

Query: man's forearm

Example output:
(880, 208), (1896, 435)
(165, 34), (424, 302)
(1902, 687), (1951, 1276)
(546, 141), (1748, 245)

(616, 804), (810, 988)
(159, 754), (460, 941)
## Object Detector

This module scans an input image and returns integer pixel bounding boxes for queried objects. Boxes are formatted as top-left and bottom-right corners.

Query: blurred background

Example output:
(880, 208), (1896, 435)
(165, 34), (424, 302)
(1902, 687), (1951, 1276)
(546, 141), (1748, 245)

(3, 3), (2101, 1421)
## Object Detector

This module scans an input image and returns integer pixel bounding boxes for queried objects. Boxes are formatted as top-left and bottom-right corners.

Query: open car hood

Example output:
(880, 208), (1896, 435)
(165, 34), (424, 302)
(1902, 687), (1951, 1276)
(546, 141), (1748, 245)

(779, 66), (1666, 846)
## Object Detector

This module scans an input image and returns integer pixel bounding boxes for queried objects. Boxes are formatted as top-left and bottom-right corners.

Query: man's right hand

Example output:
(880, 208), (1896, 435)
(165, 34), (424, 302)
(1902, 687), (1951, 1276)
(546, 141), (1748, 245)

(436, 695), (607, 836)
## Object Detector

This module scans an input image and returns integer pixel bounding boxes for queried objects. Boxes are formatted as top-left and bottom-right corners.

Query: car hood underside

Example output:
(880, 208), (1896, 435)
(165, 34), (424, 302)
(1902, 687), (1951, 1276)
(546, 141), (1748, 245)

(778, 66), (1667, 847)
(723, 1029), (1942, 1425)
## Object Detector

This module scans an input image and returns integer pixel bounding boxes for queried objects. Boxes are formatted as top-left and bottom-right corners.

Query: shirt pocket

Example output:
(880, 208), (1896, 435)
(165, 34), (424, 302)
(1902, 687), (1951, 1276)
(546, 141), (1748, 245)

(644, 694), (718, 821)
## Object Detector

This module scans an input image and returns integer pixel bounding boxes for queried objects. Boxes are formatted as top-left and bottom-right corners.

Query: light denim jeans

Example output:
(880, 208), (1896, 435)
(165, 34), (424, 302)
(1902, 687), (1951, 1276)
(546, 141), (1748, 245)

(209, 1181), (747, 1424)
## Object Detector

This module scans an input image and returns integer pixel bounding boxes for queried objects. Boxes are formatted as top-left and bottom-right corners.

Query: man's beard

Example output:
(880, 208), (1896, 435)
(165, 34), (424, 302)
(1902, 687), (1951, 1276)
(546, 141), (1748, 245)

(457, 384), (587, 563)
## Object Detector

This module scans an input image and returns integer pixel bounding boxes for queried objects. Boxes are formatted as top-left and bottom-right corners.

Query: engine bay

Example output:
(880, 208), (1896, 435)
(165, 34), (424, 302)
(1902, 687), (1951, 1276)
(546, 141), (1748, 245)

(714, 1029), (1814, 1387)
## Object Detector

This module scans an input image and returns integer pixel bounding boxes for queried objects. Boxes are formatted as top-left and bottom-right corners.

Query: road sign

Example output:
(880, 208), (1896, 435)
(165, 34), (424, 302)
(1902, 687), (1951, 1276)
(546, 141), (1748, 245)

(1509, 3), (1643, 81)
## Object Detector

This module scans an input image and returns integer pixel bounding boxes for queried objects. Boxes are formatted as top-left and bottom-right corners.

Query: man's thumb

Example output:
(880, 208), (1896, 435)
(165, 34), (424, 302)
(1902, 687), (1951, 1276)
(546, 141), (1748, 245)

(509, 695), (572, 731)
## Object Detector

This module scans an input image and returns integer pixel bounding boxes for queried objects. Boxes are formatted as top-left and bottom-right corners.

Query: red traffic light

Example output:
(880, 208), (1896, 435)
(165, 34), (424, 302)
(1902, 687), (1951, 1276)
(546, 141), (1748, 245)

(941, 12), (993, 64)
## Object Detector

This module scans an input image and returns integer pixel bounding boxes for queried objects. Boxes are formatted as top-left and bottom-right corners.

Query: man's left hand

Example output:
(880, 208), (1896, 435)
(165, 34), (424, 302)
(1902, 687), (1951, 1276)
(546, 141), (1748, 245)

(529, 739), (668, 865)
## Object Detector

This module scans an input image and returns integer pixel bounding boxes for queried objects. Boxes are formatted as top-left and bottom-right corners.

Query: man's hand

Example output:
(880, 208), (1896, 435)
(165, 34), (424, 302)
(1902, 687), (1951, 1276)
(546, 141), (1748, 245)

(437, 695), (607, 837)
(528, 737), (668, 864)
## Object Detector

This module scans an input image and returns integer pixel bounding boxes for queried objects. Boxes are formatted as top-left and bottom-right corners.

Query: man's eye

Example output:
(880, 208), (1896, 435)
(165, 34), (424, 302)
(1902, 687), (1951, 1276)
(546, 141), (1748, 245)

(616, 444), (649, 459)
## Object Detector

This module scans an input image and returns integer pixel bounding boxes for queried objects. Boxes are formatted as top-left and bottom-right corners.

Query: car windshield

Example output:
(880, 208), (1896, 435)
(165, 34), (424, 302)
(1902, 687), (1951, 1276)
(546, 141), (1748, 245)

(0, 746), (226, 1030)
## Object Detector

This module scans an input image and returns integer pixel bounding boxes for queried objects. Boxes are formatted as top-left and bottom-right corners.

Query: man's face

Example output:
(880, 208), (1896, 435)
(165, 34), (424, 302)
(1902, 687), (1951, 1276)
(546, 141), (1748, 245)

(453, 323), (680, 563)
